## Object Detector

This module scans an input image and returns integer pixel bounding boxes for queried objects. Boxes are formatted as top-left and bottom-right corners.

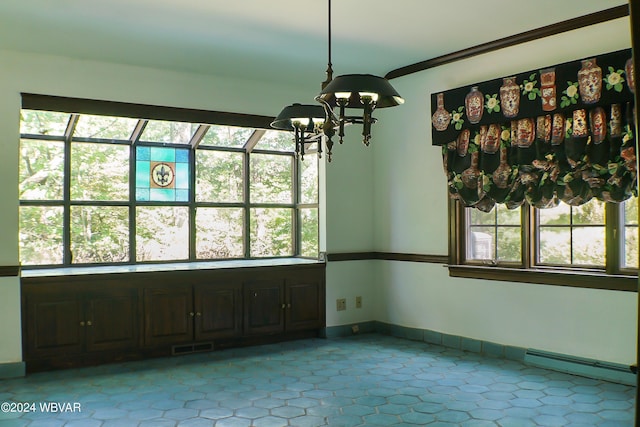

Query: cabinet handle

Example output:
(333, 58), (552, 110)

(281, 304), (286, 309)
(189, 312), (195, 317)
(86, 321), (92, 326)
(80, 321), (85, 327)
(287, 303), (291, 309)
(196, 312), (202, 317)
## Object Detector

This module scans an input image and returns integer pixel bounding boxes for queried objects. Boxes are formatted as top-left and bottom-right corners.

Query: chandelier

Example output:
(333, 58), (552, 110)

(271, 0), (404, 162)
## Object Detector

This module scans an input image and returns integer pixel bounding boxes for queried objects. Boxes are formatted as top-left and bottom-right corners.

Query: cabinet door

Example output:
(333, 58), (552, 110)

(25, 292), (84, 358)
(85, 289), (138, 352)
(194, 282), (242, 340)
(244, 280), (284, 335)
(143, 284), (194, 347)
(285, 276), (323, 332)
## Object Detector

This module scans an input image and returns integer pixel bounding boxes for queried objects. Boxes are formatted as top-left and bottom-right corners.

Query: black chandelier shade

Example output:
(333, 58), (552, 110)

(270, 103), (326, 132)
(317, 74), (405, 108)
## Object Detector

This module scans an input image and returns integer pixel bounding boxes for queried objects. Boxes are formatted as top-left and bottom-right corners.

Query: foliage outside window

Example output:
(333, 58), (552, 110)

(456, 197), (638, 290)
(19, 109), (319, 267)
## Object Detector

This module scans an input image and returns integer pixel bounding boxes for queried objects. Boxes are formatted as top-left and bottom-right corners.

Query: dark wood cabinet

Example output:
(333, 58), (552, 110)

(286, 273), (324, 332)
(25, 292), (84, 357)
(23, 286), (138, 360)
(22, 263), (325, 372)
(244, 279), (285, 335)
(143, 284), (194, 347)
(195, 282), (242, 340)
(244, 270), (325, 335)
(85, 289), (138, 352)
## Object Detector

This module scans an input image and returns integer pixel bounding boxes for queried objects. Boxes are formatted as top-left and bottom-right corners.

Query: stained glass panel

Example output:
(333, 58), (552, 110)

(136, 146), (190, 202)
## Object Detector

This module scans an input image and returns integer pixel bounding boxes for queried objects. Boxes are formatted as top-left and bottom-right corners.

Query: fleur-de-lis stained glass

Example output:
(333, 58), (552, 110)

(136, 146), (190, 201)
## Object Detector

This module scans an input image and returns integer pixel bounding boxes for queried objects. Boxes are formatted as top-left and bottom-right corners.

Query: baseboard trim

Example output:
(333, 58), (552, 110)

(0, 361), (26, 379)
(525, 349), (635, 386)
(327, 321), (634, 385)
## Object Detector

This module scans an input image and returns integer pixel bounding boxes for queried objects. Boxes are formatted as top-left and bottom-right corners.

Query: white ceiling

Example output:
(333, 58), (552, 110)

(0, 0), (629, 87)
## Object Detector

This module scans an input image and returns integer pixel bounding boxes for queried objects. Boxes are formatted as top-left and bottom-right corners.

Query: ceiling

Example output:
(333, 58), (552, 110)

(0, 0), (629, 88)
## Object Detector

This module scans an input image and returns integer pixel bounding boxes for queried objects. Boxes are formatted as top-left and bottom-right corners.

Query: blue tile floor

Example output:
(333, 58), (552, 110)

(0, 334), (635, 426)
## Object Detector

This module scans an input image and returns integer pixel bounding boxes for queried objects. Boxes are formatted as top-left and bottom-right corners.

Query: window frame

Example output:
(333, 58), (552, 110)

(18, 96), (320, 269)
(448, 199), (637, 292)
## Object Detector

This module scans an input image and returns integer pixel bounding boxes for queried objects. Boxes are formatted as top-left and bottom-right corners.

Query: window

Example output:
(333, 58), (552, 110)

(452, 198), (637, 291)
(19, 107), (320, 268)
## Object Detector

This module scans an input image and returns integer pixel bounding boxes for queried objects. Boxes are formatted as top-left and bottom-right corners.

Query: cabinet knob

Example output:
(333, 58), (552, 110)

(281, 304), (286, 309)
(189, 312), (195, 317)
(196, 312), (202, 317)
(79, 321), (85, 327)
(87, 321), (92, 326)
(287, 303), (291, 309)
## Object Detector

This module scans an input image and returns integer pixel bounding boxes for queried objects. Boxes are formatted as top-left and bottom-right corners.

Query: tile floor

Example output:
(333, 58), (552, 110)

(0, 334), (635, 426)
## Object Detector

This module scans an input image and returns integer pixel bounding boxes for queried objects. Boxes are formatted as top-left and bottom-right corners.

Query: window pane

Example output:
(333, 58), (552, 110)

(300, 208), (319, 258)
(624, 226), (639, 269)
(625, 197), (638, 225)
(71, 142), (129, 201)
(624, 197), (638, 269)
(468, 227), (495, 260)
(139, 120), (198, 144)
(19, 139), (65, 200)
(496, 204), (521, 225)
(250, 154), (293, 203)
(250, 208), (293, 257)
(200, 125), (253, 148)
(71, 206), (129, 263)
(469, 208), (495, 226)
(136, 146), (190, 202)
(20, 110), (70, 136)
(19, 206), (63, 265)
(539, 203), (571, 225)
(196, 208), (244, 259)
(254, 130), (294, 152)
(539, 227), (571, 264)
(136, 207), (189, 261)
(196, 150), (243, 203)
(572, 226), (605, 266)
(496, 227), (521, 262)
(300, 154), (319, 204)
(73, 114), (138, 140)
(572, 199), (605, 225)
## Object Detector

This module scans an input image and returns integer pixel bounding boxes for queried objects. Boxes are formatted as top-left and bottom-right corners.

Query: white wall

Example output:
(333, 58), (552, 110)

(371, 17), (637, 365)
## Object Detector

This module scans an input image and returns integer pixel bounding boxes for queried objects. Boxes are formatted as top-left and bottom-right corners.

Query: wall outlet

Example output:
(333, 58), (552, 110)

(352, 324), (360, 334)
(355, 296), (362, 309)
(336, 298), (346, 311)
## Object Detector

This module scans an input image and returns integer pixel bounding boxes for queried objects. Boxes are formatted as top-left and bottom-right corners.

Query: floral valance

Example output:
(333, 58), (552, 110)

(431, 48), (637, 211)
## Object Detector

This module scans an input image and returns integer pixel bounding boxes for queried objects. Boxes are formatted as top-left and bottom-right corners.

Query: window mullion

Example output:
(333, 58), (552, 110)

(63, 115), (79, 266)
(523, 203), (534, 269)
(244, 151), (251, 258)
(605, 202), (621, 274)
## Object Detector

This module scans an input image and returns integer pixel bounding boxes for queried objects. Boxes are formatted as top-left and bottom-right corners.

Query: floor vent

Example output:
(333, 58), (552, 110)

(172, 342), (213, 356)
(524, 349), (635, 385)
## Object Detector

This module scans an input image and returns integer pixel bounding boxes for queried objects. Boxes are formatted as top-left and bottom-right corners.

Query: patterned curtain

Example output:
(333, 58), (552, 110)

(431, 49), (636, 212)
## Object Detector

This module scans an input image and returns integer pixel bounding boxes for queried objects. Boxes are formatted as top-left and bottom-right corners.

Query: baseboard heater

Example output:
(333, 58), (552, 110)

(524, 349), (635, 385)
(172, 342), (213, 356)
